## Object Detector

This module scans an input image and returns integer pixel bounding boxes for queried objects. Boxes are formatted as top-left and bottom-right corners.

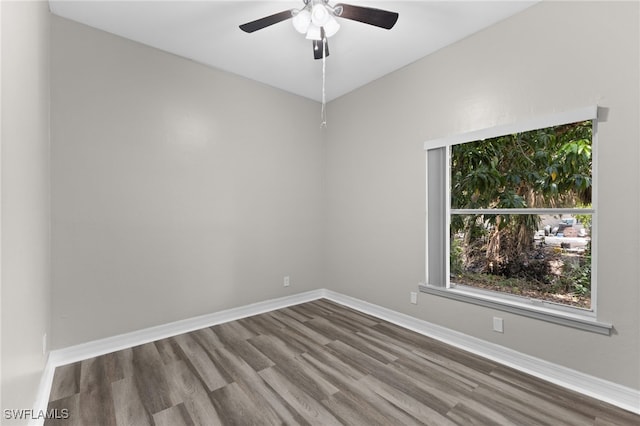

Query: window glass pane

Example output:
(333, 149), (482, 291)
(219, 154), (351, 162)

(450, 213), (592, 309)
(451, 120), (592, 209)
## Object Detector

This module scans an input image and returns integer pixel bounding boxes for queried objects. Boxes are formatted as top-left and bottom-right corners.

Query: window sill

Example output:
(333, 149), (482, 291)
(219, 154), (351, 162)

(419, 283), (612, 335)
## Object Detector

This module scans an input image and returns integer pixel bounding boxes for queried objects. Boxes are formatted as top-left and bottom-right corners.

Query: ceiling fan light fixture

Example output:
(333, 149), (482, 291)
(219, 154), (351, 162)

(323, 15), (340, 37)
(292, 9), (311, 34)
(238, 0), (399, 127)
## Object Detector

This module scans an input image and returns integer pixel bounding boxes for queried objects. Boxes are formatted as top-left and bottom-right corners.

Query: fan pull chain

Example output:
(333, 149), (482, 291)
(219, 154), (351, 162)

(320, 36), (327, 128)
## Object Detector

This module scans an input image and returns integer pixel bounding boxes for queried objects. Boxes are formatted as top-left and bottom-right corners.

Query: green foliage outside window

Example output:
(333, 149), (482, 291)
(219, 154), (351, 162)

(450, 121), (593, 308)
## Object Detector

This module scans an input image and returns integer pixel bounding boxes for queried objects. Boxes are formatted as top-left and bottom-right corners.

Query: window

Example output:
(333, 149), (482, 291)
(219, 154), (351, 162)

(421, 106), (612, 335)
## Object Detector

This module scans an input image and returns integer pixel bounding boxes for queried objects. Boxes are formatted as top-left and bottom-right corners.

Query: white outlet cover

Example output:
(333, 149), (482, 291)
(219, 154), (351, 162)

(493, 317), (504, 333)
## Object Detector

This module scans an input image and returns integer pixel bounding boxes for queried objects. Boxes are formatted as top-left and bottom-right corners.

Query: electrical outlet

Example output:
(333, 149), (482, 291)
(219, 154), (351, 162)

(410, 292), (418, 304)
(493, 317), (504, 333)
(42, 333), (47, 355)
(283, 276), (290, 287)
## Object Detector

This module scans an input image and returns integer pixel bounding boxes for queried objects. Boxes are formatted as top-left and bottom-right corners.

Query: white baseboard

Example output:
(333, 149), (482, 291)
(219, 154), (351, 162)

(30, 289), (325, 426)
(321, 289), (640, 415)
(32, 288), (639, 424)
(47, 289), (325, 368)
(30, 359), (58, 426)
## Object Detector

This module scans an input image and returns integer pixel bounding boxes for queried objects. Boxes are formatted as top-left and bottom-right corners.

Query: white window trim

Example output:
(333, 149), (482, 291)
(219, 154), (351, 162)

(423, 106), (599, 150)
(422, 106), (612, 335)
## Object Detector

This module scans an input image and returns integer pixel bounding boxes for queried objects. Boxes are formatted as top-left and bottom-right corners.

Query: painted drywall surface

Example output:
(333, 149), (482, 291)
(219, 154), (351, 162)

(51, 17), (325, 348)
(1, 0), (51, 417)
(326, 1), (639, 389)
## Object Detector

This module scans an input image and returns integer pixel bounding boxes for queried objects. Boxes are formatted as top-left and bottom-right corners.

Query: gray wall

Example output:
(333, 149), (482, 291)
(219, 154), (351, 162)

(1, 0), (51, 416)
(325, 1), (639, 389)
(49, 0), (639, 393)
(51, 17), (325, 348)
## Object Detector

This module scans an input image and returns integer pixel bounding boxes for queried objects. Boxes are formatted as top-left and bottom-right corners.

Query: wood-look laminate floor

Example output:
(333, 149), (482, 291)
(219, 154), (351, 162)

(46, 299), (639, 425)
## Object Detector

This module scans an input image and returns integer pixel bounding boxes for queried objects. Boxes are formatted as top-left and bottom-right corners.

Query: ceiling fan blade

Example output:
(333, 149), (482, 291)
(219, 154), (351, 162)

(239, 10), (293, 33)
(313, 39), (330, 60)
(335, 3), (399, 30)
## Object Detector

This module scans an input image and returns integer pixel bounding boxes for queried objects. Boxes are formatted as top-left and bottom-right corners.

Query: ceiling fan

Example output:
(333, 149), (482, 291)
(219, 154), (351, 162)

(239, 0), (399, 60)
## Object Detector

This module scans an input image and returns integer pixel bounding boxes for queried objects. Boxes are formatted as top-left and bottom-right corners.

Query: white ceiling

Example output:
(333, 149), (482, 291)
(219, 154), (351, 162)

(49, 1), (538, 102)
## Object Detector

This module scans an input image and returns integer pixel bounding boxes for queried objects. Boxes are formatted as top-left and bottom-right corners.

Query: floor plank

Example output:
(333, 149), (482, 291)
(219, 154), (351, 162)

(152, 403), (194, 426)
(49, 363), (81, 402)
(208, 345), (297, 424)
(130, 343), (175, 415)
(172, 333), (229, 393)
(358, 374), (457, 426)
(258, 366), (343, 426)
(45, 299), (640, 425)
(111, 376), (153, 426)
(77, 356), (118, 426)
(208, 382), (275, 426)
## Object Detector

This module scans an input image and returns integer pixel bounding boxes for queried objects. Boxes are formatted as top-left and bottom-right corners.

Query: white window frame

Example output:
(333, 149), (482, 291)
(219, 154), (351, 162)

(420, 106), (612, 335)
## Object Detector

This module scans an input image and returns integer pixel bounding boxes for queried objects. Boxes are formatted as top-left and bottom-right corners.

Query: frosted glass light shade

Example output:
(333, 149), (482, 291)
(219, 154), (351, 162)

(323, 16), (340, 37)
(292, 9), (311, 34)
(311, 4), (330, 26)
(305, 24), (322, 40)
